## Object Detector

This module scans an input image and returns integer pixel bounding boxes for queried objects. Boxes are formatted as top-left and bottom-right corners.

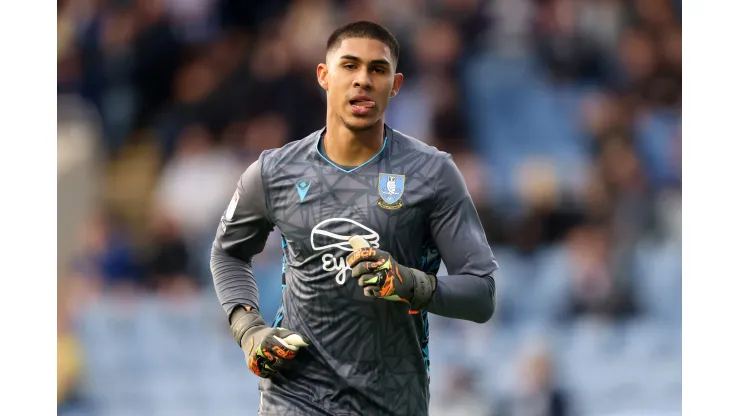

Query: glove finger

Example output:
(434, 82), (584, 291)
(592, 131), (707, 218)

(259, 348), (291, 377)
(256, 346), (281, 365)
(248, 353), (276, 378)
(269, 337), (299, 359)
(349, 236), (371, 250)
(259, 361), (279, 377)
(273, 330), (310, 348)
(281, 333), (310, 348)
(269, 345), (296, 361)
(363, 285), (381, 297)
(347, 247), (379, 268)
(352, 260), (388, 279)
(351, 261), (373, 279)
(357, 271), (385, 287)
(265, 332), (308, 364)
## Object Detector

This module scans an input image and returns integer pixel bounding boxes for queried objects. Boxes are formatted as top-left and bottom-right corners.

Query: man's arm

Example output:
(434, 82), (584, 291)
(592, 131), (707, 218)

(212, 157), (310, 378)
(211, 157), (273, 317)
(424, 154), (498, 323)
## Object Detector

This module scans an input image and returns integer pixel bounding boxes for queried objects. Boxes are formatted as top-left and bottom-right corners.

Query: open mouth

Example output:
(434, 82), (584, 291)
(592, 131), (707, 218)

(350, 98), (376, 115)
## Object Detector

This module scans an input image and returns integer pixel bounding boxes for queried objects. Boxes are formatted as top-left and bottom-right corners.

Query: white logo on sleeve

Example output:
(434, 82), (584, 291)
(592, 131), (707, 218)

(310, 218), (380, 285)
(225, 190), (239, 220)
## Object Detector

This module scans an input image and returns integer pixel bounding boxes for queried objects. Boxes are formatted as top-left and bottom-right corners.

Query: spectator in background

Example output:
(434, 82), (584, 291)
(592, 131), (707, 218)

(131, 0), (183, 130)
(535, 0), (614, 84)
(280, 0), (335, 70)
(452, 147), (508, 245)
(88, 5), (139, 155)
(617, 24), (680, 111)
(58, 0), (86, 94)
(144, 209), (198, 296)
(561, 223), (637, 321)
(71, 209), (142, 296)
(435, 0), (491, 57)
(161, 0), (220, 43)
(487, 0), (537, 56)
(386, 18), (463, 142)
(631, 0), (677, 34)
(153, 124), (242, 242)
(580, 88), (655, 293)
(73, 0), (182, 157)
(154, 56), (221, 158)
(510, 158), (583, 254)
(596, 130), (654, 244)
(153, 124), (243, 282)
(241, 30), (325, 141)
(223, 112), (290, 164)
(617, 26), (656, 94)
(496, 343), (570, 416)
(581, 90), (632, 149)
(431, 365), (489, 416)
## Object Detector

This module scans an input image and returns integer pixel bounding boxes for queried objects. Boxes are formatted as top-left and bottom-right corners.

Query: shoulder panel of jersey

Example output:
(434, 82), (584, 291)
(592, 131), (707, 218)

(386, 127), (447, 157)
(385, 127), (452, 176)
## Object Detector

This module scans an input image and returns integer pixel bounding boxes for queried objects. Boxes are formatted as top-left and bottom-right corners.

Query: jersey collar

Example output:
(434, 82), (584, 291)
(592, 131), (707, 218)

(313, 124), (391, 173)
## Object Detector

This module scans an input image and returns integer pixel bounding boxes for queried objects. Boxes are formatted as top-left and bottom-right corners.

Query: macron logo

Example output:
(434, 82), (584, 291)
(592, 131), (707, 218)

(296, 180), (311, 202)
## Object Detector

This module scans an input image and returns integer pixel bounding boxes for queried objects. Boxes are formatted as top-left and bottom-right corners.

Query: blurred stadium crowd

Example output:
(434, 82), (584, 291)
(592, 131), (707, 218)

(57, 0), (681, 415)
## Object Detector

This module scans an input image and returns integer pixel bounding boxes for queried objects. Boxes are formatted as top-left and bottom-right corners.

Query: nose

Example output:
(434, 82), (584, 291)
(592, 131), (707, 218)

(353, 71), (372, 90)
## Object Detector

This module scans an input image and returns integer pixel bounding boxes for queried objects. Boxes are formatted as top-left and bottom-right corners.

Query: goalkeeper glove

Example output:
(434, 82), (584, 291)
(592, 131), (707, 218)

(347, 236), (437, 311)
(229, 306), (309, 378)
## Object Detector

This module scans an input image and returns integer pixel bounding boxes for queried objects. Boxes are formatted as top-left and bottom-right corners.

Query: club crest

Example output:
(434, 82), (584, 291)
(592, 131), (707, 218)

(378, 173), (405, 210)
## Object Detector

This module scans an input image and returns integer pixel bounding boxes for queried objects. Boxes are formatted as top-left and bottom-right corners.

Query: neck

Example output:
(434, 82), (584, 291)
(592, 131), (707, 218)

(324, 117), (385, 167)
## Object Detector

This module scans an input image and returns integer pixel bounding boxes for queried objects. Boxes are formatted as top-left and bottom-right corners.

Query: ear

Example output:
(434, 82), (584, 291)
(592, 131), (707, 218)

(317, 63), (329, 92)
(390, 73), (404, 98)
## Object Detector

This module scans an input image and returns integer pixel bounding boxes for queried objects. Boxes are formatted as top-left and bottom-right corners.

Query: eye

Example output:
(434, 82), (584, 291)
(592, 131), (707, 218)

(344, 64), (357, 70)
(373, 67), (386, 74)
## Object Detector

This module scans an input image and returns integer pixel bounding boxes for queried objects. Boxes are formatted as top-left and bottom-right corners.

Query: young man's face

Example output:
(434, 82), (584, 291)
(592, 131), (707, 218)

(318, 38), (403, 132)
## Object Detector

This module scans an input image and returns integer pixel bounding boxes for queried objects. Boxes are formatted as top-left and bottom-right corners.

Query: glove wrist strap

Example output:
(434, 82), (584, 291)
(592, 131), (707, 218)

(229, 306), (265, 348)
(409, 268), (437, 310)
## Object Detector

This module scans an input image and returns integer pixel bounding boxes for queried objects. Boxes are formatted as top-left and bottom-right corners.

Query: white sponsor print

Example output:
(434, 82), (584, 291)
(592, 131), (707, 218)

(310, 218), (380, 285)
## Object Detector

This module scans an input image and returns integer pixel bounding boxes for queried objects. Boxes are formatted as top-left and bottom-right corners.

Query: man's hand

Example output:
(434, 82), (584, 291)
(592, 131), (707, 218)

(347, 236), (437, 311)
(229, 306), (309, 378)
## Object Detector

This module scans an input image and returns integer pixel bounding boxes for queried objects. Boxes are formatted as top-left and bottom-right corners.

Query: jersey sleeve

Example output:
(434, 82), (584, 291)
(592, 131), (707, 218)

(429, 154), (499, 276)
(424, 154), (498, 323)
(214, 157), (274, 260)
(211, 157), (274, 316)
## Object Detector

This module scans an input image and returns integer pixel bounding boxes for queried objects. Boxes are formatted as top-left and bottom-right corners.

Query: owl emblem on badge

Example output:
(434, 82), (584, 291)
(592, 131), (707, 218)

(387, 176), (398, 194)
(377, 173), (405, 210)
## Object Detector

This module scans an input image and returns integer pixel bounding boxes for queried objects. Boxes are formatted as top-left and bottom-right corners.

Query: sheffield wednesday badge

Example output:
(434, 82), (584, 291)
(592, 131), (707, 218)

(378, 173), (405, 210)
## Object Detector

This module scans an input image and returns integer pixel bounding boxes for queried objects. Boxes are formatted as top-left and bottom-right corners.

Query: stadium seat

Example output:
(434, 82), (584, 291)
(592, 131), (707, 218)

(633, 241), (682, 323)
(634, 110), (681, 187)
(76, 287), (682, 415)
(485, 246), (531, 325)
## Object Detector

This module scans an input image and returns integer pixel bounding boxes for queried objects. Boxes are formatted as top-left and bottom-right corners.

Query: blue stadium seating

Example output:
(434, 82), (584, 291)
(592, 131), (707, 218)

(75, 237), (681, 414)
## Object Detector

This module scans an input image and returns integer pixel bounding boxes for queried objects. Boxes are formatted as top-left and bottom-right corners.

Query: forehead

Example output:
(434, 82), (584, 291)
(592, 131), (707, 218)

(330, 37), (393, 63)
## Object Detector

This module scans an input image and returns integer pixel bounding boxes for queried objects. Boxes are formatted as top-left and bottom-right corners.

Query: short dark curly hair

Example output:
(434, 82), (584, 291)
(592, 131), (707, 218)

(326, 21), (400, 67)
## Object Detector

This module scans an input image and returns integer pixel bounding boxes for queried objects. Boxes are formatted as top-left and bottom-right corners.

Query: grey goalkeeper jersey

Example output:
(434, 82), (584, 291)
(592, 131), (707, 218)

(211, 126), (498, 416)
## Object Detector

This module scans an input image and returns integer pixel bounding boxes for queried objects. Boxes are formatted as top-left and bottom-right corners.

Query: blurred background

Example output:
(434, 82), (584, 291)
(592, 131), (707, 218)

(57, 0), (681, 415)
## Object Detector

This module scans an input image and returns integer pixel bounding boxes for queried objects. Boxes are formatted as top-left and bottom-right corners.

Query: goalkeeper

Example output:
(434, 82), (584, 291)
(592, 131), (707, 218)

(210, 20), (498, 416)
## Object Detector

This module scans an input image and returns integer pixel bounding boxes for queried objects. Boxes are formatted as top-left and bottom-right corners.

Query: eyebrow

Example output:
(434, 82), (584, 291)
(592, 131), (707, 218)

(339, 55), (392, 67)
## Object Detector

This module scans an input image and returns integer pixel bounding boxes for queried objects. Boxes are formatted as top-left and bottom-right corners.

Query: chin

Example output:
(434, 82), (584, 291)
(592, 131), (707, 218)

(341, 116), (380, 132)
